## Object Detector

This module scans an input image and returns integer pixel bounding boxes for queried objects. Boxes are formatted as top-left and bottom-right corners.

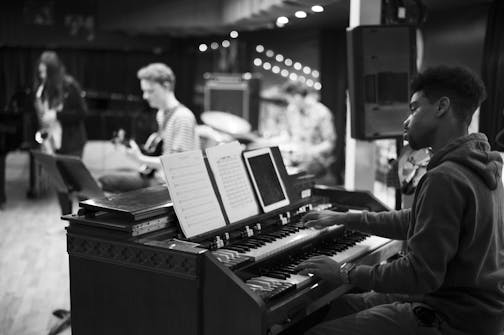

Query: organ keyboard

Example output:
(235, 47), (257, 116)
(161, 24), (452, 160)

(65, 184), (403, 335)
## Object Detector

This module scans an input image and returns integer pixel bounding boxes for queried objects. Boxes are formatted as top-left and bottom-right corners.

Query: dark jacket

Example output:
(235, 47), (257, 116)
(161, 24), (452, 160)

(56, 75), (87, 156)
(349, 133), (504, 334)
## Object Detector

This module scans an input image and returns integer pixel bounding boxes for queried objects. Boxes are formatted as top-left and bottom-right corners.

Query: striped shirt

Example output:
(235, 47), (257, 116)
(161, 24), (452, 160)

(156, 104), (200, 154)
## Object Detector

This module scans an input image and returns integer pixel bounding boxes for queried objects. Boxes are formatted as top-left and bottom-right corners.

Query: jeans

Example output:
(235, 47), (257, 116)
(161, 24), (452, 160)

(306, 292), (469, 335)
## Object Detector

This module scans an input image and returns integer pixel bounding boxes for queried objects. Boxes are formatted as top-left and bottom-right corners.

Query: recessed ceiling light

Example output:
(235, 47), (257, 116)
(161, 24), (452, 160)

(295, 11), (307, 18)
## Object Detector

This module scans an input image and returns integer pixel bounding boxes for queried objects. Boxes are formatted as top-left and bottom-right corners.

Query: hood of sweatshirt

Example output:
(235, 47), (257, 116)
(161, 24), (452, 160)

(427, 133), (503, 190)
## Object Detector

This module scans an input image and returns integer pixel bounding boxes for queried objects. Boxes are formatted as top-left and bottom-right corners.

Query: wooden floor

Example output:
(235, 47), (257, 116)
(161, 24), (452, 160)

(0, 142), (136, 335)
(0, 151), (72, 335)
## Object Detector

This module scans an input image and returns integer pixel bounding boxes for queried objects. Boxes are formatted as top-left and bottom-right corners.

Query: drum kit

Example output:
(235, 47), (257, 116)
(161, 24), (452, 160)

(200, 111), (303, 173)
(200, 111), (258, 145)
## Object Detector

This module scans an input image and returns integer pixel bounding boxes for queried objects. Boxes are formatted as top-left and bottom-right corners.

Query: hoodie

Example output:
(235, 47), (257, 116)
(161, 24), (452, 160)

(348, 133), (504, 334)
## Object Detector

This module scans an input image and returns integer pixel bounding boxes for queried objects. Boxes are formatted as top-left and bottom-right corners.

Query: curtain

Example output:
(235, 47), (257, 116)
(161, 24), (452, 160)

(480, 0), (504, 151)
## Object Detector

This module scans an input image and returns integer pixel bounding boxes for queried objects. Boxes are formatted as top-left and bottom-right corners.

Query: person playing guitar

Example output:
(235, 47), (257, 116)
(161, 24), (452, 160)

(98, 63), (199, 193)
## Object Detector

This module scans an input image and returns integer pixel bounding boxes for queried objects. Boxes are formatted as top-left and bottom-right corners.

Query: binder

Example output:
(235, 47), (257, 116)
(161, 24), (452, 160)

(78, 184), (173, 221)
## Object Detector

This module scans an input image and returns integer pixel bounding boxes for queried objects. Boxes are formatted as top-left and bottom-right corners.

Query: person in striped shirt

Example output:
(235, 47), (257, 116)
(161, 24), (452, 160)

(99, 63), (199, 193)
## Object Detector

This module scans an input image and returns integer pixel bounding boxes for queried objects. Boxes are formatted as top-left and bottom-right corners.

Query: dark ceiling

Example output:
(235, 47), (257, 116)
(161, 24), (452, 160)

(96, 0), (492, 37)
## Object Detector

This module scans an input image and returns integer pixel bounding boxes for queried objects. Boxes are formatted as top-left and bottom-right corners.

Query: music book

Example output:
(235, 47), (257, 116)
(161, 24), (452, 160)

(63, 211), (175, 237)
(205, 142), (259, 223)
(79, 184), (172, 221)
(160, 150), (227, 238)
(160, 144), (293, 239)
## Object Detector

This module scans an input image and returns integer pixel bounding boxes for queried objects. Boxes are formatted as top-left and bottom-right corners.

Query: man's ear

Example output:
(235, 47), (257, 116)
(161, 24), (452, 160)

(162, 81), (172, 91)
(436, 96), (450, 117)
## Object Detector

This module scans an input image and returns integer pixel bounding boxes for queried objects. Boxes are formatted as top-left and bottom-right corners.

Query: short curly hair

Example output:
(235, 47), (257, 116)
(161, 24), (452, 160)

(137, 63), (176, 89)
(410, 65), (487, 124)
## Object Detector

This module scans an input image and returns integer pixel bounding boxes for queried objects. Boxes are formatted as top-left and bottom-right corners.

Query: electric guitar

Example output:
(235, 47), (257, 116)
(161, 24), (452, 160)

(111, 129), (163, 178)
(34, 85), (62, 154)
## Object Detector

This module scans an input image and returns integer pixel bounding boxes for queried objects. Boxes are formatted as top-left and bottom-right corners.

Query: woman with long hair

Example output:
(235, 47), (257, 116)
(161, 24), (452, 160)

(33, 51), (88, 215)
(34, 50), (87, 157)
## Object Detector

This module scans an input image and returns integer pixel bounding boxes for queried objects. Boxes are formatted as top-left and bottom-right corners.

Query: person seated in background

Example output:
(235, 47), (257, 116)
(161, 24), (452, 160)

(278, 81), (337, 184)
(99, 63), (199, 193)
(296, 65), (504, 334)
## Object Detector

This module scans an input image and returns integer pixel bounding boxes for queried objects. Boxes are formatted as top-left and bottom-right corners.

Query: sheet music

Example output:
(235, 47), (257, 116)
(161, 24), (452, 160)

(206, 142), (259, 223)
(160, 150), (226, 238)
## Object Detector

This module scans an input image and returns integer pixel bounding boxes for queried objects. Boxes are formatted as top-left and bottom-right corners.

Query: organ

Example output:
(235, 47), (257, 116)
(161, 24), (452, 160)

(64, 147), (403, 335)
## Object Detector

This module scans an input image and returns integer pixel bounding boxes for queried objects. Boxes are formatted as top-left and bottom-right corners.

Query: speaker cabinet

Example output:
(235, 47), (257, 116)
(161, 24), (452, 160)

(347, 25), (416, 140)
(203, 74), (261, 130)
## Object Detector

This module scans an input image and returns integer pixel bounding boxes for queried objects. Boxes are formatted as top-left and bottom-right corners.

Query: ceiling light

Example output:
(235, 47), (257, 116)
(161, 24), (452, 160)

(294, 62), (302, 70)
(222, 40), (230, 48)
(303, 66), (311, 74)
(281, 69), (289, 77)
(210, 42), (219, 50)
(275, 54), (284, 62)
(314, 82), (322, 90)
(306, 79), (314, 87)
(253, 58), (262, 66)
(263, 62), (271, 70)
(198, 44), (208, 52)
(295, 11), (307, 18)
(256, 45), (264, 53)
(272, 66), (280, 74)
(230, 31), (239, 39)
(284, 58), (293, 66)
(265, 50), (274, 58)
(312, 70), (320, 78)
(277, 16), (289, 25)
(289, 73), (298, 81)
(311, 5), (324, 13)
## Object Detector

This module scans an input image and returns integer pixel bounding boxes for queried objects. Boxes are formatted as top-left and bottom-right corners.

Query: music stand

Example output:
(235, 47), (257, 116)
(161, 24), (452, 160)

(31, 151), (105, 207)
(55, 154), (104, 200)
(32, 151), (105, 335)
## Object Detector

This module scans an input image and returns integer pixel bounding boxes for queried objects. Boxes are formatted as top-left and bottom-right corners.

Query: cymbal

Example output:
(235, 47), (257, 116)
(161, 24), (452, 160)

(201, 111), (251, 135)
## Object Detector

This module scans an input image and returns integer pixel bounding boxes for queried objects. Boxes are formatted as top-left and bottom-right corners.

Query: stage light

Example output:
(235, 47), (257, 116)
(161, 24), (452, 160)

(281, 69), (289, 77)
(295, 11), (307, 18)
(311, 5), (324, 13)
(272, 66), (280, 73)
(294, 62), (302, 70)
(256, 45), (264, 53)
(275, 54), (284, 62)
(299, 75), (306, 82)
(230, 31), (239, 38)
(222, 40), (230, 48)
(306, 79), (314, 87)
(314, 82), (322, 90)
(210, 42), (219, 50)
(265, 50), (274, 58)
(198, 44), (208, 52)
(263, 62), (272, 70)
(303, 66), (311, 74)
(312, 70), (320, 78)
(253, 58), (262, 66)
(284, 58), (293, 66)
(289, 73), (298, 81)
